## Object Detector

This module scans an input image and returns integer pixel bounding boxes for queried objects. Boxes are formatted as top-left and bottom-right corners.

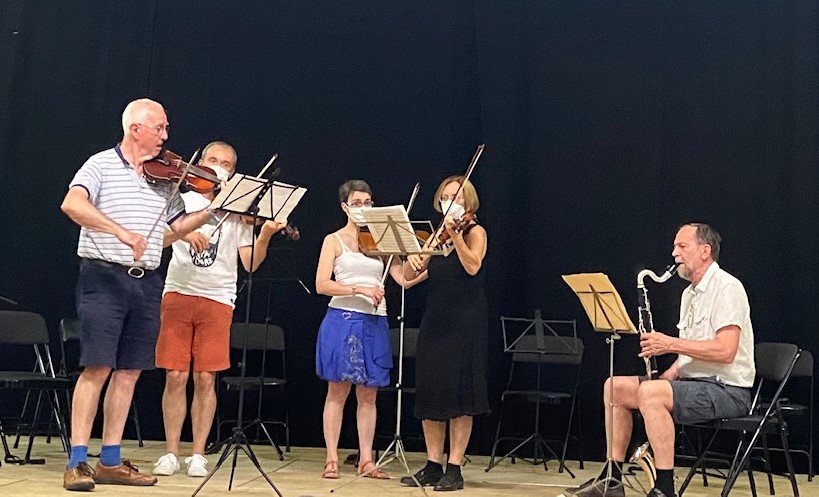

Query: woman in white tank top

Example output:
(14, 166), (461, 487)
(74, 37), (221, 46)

(315, 180), (422, 480)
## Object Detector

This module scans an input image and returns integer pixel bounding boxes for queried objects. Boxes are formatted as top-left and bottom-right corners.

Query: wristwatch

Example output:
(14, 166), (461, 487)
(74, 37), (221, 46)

(351, 284), (358, 295)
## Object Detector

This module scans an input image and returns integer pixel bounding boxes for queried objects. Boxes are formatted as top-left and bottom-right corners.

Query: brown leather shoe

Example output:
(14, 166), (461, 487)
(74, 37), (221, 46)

(63, 462), (96, 491)
(94, 459), (157, 486)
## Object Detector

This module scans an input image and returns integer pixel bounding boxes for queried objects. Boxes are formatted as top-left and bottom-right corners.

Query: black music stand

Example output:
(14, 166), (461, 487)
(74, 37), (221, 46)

(563, 273), (637, 496)
(330, 205), (439, 494)
(485, 311), (579, 477)
(192, 173), (303, 497)
(206, 253), (311, 458)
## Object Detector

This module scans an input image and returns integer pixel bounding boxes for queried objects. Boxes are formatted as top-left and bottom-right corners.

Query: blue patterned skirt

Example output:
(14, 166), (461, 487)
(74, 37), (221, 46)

(315, 308), (392, 387)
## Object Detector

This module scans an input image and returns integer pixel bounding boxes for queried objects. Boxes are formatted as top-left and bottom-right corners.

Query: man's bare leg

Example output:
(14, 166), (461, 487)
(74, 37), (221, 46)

(190, 371), (216, 456)
(639, 379), (676, 496)
(162, 370), (190, 456)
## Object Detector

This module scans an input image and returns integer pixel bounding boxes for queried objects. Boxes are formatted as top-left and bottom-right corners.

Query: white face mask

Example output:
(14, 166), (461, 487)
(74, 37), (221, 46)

(440, 199), (465, 220)
(213, 166), (231, 182)
(346, 206), (368, 226)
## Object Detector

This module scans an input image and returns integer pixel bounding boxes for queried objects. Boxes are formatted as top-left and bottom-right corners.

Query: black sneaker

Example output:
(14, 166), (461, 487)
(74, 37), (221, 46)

(564, 478), (625, 497)
(400, 466), (444, 487)
(433, 471), (464, 491)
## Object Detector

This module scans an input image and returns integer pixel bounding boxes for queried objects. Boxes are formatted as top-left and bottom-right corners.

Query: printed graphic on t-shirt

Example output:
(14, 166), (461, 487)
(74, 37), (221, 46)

(190, 221), (222, 267)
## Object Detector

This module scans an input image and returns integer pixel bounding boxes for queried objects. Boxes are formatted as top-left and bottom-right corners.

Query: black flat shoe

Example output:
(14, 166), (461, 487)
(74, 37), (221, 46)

(433, 472), (464, 491)
(646, 488), (676, 497)
(400, 467), (443, 487)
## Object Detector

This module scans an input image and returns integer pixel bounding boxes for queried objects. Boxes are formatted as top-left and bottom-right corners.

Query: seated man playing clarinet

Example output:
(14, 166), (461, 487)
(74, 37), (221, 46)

(565, 223), (755, 497)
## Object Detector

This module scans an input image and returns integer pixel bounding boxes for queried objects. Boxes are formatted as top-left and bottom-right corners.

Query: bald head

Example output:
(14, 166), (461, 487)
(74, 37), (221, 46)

(121, 98), (165, 136)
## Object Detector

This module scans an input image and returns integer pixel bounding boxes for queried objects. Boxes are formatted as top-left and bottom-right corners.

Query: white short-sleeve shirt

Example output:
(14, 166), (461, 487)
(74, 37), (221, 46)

(164, 209), (254, 308)
(69, 146), (185, 270)
(676, 262), (755, 387)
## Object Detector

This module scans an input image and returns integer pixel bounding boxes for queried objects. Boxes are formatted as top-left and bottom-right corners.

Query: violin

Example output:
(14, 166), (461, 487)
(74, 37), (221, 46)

(357, 228), (378, 253)
(238, 215), (301, 241)
(416, 212), (475, 250)
(143, 150), (222, 194)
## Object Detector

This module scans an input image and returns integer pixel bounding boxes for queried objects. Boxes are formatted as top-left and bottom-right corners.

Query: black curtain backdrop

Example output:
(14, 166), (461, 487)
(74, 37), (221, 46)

(0, 1), (816, 469)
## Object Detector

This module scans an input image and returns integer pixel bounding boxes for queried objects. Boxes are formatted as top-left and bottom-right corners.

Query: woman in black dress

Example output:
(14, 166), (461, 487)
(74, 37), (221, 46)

(401, 175), (489, 491)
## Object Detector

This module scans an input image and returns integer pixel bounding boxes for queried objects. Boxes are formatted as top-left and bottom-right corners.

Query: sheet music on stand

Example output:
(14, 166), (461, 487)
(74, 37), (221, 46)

(561, 273), (636, 334)
(210, 173), (307, 222)
(361, 205), (443, 256)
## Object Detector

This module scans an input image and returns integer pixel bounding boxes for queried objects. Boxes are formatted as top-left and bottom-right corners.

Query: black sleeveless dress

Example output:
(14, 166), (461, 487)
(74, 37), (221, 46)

(414, 224), (490, 421)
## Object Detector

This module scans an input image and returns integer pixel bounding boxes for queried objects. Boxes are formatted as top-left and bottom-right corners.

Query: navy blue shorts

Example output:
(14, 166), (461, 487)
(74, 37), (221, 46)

(75, 259), (163, 370)
(315, 308), (392, 387)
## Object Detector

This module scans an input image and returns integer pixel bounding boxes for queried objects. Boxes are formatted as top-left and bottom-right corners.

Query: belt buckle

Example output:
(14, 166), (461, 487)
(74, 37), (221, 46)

(127, 267), (145, 279)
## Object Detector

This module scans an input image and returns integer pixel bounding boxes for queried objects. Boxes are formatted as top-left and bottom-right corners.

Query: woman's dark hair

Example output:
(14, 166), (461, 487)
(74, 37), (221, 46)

(338, 179), (372, 203)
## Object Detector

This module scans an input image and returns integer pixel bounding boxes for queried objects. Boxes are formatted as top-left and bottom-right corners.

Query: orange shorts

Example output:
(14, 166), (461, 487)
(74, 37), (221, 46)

(156, 292), (233, 372)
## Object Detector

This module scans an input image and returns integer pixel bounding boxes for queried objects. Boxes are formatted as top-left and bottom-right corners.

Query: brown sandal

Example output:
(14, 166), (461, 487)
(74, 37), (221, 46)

(358, 460), (390, 479)
(322, 460), (340, 479)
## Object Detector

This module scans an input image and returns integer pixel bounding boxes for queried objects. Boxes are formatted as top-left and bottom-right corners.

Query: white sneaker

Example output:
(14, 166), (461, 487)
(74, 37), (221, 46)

(185, 454), (209, 477)
(152, 452), (180, 476)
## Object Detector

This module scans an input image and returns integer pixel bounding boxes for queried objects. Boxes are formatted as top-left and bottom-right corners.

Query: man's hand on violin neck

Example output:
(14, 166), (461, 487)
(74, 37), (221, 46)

(260, 220), (287, 239)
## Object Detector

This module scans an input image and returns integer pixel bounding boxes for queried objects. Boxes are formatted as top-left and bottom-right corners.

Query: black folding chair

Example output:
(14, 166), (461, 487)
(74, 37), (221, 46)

(487, 334), (585, 474)
(212, 323), (289, 459)
(374, 327), (423, 457)
(678, 342), (801, 497)
(0, 311), (71, 464)
(756, 349), (814, 482)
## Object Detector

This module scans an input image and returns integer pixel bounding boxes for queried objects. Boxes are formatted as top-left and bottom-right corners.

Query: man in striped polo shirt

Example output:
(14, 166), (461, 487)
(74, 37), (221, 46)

(60, 98), (212, 491)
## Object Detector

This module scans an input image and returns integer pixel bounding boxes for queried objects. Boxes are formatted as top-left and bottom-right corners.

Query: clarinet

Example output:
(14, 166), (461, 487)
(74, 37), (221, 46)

(629, 263), (678, 488)
(636, 263), (679, 379)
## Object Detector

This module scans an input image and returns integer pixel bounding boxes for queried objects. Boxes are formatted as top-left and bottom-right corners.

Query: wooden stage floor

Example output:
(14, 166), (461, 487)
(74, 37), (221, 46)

(0, 439), (812, 496)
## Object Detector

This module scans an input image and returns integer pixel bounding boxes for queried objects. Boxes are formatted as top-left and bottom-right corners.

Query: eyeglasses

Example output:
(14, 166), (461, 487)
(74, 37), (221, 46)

(346, 200), (373, 208)
(137, 122), (170, 134)
(440, 195), (463, 202)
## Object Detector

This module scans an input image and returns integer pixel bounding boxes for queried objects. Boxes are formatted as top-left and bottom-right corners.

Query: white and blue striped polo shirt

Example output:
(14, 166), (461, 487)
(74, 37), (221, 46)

(69, 146), (185, 270)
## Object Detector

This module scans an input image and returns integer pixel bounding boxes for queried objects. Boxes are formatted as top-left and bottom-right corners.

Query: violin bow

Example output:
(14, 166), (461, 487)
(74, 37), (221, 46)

(431, 143), (485, 248)
(142, 148), (199, 252)
(211, 153), (279, 234)
(379, 182), (421, 286)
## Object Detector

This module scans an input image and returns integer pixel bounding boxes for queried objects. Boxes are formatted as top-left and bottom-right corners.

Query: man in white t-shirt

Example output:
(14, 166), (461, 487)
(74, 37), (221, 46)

(565, 223), (755, 497)
(152, 141), (285, 477)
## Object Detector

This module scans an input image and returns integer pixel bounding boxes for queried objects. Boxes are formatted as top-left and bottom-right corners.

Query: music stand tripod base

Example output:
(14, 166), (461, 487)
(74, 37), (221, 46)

(193, 173), (292, 497)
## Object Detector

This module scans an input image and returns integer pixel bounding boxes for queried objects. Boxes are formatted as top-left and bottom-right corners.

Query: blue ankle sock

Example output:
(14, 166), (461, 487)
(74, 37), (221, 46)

(100, 445), (121, 466)
(67, 445), (88, 469)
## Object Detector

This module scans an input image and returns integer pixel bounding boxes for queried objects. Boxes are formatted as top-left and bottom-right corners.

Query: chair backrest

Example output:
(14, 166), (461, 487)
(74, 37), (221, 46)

(750, 342), (801, 421)
(791, 349), (813, 378)
(511, 335), (585, 365)
(389, 328), (420, 358)
(0, 311), (49, 345)
(229, 323), (285, 351)
(0, 310), (59, 376)
(60, 317), (82, 343)
(58, 317), (83, 374)
(755, 342), (800, 383)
